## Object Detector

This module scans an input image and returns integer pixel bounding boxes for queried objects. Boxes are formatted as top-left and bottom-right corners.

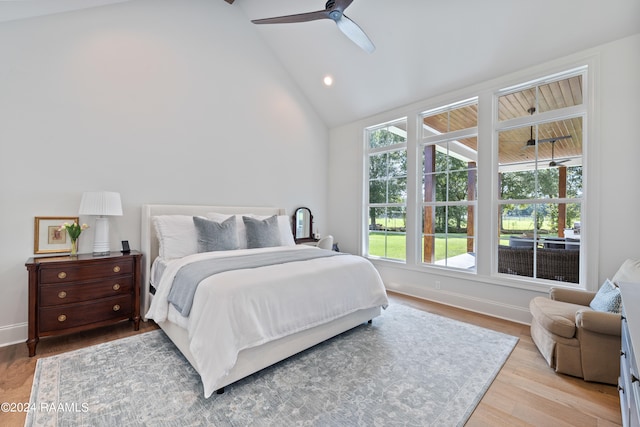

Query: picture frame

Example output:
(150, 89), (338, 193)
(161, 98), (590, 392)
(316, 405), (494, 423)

(34, 216), (79, 254)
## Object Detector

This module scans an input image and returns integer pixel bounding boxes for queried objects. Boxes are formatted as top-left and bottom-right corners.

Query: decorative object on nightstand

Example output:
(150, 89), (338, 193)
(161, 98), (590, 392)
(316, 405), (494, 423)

(292, 207), (318, 244)
(25, 251), (142, 356)
(79, 191), (123, 256)
(58, 221), (89, 256)
(34, 216), (81, 254)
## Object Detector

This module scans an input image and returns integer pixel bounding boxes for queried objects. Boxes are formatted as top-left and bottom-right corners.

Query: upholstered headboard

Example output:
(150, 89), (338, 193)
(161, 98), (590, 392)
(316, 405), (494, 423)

(140, 204), (286, 318)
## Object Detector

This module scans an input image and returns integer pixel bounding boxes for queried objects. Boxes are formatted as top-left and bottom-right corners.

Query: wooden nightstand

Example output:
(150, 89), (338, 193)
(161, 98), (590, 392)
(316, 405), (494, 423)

(25, 251), (142, 356)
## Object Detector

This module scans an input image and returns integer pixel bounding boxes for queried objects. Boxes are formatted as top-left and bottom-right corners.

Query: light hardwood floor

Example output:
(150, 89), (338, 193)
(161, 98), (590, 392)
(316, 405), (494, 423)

(0, 291), (622, 426)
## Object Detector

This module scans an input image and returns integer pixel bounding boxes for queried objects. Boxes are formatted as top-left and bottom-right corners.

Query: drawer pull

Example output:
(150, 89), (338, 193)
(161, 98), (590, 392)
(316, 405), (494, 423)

(57, 272), (67, 279)
(113, 304), (121, 312)
(112, 283), (121, 291)
(113, 266), (121, 273)
(57, 314), (67, 322)
(58, 291), (67, 299)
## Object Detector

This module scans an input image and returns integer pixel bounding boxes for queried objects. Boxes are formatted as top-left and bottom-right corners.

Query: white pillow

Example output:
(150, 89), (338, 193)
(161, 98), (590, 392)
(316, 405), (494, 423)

(612, 259), (640, 285)
(152, 215), (198, 259)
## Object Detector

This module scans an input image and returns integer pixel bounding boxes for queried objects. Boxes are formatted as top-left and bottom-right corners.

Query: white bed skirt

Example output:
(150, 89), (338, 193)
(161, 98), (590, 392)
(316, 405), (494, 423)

(157, 305), (381, 394)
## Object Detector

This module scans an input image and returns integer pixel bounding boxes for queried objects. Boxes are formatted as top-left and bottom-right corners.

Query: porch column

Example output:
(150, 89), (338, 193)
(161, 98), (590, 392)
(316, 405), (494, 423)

(498, 173), (503, 240)
(558, 166), (567, 237)
(467, 162), (476, 253)
(423, 146), (436, 263)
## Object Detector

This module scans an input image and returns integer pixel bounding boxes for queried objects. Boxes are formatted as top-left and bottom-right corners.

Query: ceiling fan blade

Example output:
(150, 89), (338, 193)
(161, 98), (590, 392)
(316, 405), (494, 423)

(333, 0), (355, 11)
(334, 14), (375, 53)
(549, 159), (571, 167)
(252, 10), (330, 24)
(538, 135), (572, 143)
(224, 0), (234, 4)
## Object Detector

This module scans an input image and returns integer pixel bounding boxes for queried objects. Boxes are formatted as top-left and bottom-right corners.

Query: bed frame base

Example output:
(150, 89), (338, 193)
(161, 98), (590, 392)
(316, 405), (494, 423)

(157, 306), (381, 395)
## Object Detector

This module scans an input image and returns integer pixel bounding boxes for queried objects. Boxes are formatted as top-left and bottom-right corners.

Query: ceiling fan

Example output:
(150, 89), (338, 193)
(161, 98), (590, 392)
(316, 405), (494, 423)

(548, 140), (570, 167)
(229, 0), (375, 53)
(521, 107), (572, 147)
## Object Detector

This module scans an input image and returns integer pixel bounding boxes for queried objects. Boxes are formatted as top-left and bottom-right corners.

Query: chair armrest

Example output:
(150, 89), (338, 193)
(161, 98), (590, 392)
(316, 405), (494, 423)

(550, 287), (596, 306)
(576, 310), (621, 336)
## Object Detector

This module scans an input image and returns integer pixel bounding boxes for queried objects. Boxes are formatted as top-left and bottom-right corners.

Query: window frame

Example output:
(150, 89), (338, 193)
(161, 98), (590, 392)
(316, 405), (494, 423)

(360, 57), (597, 291)
(493, 67), (588, 285)
(364, 118), (408, 262)
(418, 97), (479, 270)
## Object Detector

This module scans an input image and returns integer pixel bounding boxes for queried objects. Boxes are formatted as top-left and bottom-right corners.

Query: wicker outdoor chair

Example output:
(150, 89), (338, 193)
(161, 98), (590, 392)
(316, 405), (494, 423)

(536, 248), (580, 283)
(498, 246), (533, 277)
(498, 246), (579, 283)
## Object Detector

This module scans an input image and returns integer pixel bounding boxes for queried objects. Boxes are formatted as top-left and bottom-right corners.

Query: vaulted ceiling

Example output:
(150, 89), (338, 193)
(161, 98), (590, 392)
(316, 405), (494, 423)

(2, 0), (640, 127)
(235, 0), (640, 127)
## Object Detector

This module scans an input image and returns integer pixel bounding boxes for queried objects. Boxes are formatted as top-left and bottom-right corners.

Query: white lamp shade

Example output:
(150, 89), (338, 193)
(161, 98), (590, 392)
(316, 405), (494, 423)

(79, 191), (123, 216)
(78, 191), (122, 255)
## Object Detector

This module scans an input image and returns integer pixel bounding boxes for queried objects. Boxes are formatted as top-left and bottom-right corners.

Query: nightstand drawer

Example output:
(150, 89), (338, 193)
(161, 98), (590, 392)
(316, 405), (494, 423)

(39, 295), (132, 333)
(40, 277), (133, 307)
(39, 259), (134, 284)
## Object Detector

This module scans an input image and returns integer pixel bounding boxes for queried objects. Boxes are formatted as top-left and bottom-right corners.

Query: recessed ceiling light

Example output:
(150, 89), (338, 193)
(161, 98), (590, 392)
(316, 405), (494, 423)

(323, 75), (333, 86)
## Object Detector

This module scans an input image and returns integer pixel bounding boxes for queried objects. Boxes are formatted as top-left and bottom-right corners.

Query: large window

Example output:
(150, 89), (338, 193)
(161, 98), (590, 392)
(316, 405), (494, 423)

(420, 99), (478, 270)
(365, 119), (407, 261)
(496, 72), (584, 283)
(362, 67), (588, 286)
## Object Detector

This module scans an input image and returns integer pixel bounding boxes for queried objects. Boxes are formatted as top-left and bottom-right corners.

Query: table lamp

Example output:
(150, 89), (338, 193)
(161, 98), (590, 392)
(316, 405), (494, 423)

(79, 191), (123, 256)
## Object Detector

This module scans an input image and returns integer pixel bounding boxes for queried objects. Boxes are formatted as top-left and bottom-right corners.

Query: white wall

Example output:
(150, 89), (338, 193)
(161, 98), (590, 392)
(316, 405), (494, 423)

(328, 34), (640, 324)
(0, 0), (329, 346)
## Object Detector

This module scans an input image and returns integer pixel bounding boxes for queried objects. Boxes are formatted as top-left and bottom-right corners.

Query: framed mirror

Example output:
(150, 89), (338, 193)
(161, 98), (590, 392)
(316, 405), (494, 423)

(293, 207), (315, 243)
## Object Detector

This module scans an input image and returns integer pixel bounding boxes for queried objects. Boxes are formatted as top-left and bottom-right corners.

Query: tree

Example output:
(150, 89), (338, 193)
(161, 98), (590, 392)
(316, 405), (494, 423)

(432, 153), (471, 233)
(368, 129), (407, 229)
(500, 166), (583, 233)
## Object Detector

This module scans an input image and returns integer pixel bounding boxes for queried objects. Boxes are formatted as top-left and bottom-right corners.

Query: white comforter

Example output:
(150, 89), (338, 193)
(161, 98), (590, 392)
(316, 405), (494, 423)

(145, 245), (388, 397)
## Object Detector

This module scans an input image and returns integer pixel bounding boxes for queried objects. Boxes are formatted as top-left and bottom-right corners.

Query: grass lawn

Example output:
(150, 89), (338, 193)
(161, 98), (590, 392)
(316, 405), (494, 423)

(368, 232), (470, 261)
(368, 215), (580, 260)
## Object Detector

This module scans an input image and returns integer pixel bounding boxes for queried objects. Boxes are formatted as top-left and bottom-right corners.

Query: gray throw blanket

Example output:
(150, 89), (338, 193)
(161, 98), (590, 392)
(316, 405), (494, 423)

(168, 249), (344, 317)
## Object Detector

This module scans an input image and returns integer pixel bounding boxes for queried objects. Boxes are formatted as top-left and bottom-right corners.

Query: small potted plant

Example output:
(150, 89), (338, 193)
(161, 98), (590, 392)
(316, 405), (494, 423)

(59, 221), (89, 256)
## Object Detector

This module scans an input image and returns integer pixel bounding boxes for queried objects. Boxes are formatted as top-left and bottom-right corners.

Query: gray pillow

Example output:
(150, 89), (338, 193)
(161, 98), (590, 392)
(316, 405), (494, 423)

(193, 216), (239, 252)
(242, 215), (282, 249)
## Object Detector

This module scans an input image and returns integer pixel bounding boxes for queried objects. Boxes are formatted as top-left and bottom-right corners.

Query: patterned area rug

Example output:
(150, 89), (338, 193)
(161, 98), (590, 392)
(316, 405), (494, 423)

(26, 303), (518, 426)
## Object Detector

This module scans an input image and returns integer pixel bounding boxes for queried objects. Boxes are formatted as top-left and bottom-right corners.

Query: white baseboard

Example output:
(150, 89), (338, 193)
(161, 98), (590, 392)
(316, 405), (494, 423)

(387, 282), (533, 325)
(0, 322), (27, 348)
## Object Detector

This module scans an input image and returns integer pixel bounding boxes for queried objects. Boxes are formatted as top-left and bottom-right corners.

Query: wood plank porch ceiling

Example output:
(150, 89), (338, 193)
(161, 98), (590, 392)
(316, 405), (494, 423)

(422, 76), (583, 166)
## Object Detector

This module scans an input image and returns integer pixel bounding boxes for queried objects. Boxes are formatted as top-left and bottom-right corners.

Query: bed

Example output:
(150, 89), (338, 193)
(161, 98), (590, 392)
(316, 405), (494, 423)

(141, 204), (389, 398)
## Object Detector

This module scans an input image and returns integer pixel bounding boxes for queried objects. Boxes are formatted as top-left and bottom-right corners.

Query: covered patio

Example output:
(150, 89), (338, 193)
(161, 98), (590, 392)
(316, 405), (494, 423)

(422, 74), (583, 283)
